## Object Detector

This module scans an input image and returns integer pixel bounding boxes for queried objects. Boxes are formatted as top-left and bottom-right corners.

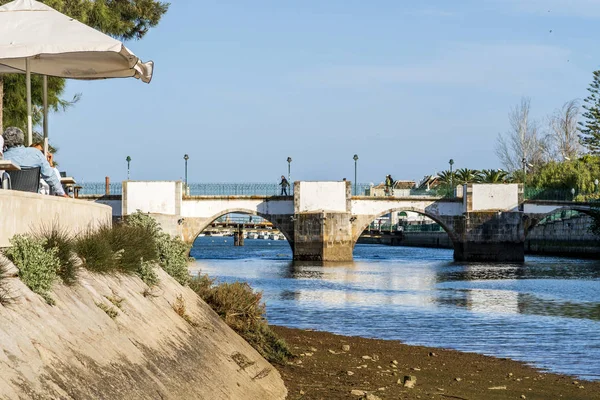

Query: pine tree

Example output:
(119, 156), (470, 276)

(578, 70), (600, 155)
(0, 0), (169, 131)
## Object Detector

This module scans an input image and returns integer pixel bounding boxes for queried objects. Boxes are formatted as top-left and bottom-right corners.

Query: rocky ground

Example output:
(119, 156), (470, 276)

(272, 326), (600, 400)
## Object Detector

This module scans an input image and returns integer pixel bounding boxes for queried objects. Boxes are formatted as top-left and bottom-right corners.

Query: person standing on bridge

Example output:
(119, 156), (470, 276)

(385, 174), (395, 196)
(280, 175), (290, 196)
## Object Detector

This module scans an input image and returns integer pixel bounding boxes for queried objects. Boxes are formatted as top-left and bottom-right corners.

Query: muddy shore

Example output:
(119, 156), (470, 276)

(272, 326), (600, 400)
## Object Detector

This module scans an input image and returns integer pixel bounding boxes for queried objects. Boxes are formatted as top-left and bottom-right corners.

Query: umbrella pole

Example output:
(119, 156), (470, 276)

(26, 59), (32, 146)
(43, 75), (48, 155)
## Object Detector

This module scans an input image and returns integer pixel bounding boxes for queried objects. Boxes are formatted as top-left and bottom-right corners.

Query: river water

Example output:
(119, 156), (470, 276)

(189, 237), (600, 381)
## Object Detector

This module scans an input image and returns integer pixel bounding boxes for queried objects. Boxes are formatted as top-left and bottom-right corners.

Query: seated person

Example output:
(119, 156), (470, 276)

(2, 127), (66, 197)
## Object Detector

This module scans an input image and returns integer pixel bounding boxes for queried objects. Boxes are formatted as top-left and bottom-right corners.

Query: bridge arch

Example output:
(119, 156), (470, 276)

(525, 205), (595, 237)
(186, 208), (294, 250)
(352, 206), (459, 249)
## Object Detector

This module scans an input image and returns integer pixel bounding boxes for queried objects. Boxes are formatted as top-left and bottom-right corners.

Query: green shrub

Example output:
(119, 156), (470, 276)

(188, 273), (215, 299)
(125, 211), (192, 286)
(157, 233), (191, 285)
(4, 235), (60, 304)
(74, 223), (160, 286)
(137, 260), (159, 287)
(190, 275), (292, 364)
(35, 224), (78, 285)
(74, 227), (118, 273)
(102, 224), (158, 274)
(125, 211), (162, 237)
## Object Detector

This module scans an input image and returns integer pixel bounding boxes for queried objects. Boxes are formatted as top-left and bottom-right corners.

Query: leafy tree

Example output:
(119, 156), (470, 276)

(0, 0), (169, 132)
(529, 155), (600, 194)
(579, 70), (600, 155)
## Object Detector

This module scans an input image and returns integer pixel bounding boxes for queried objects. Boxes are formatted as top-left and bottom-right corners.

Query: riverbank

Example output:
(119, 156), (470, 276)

(272, 326), (600, 400)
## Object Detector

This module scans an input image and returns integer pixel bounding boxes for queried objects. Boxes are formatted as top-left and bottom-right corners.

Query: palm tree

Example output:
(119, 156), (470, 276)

(479, 169), (509, 183)
(436, 170), (455, 185)
(455, 168), (480, 185)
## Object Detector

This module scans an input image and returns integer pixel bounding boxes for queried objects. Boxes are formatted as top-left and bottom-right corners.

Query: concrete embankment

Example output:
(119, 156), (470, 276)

(0, 262), (287, 399)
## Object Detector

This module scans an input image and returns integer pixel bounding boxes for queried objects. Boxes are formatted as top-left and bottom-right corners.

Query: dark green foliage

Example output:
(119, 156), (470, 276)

(4, 235), (60, 304)
(1, 74), (79, 132)
(74, 227), (118, 273)
(126, 212), (191, 285)
(190, 275), (293, 364)
(74, 223), (160, 286)
(35, 224), (78, 285)
(579, 70), (600, 154)
(455, 168), (480, 185)
(101, 224), (158, 274)
(529, 155), (600, 196)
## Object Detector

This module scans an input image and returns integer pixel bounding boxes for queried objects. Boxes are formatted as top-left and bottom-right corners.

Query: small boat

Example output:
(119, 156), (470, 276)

(268, 233), (279, 240)
(257, 233), (268, 240)
(278, 234), (286, 241)
(246, 232), (258, 239)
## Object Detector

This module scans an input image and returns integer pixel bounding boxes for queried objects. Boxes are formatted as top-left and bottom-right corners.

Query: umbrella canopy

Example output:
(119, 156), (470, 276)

(0, 0), (154, 148)
(0, 0), (153, 82)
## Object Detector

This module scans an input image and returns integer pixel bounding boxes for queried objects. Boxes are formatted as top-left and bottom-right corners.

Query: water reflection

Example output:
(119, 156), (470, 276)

(190, 238), (600, 380)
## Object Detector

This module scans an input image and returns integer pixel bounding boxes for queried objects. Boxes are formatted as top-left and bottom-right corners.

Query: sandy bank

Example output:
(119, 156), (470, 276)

(0, 261), (286, 399)
(272, 326), (600, 400)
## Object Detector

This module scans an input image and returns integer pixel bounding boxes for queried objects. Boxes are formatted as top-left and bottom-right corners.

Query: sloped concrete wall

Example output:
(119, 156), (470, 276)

(0, 190), (111, 247)
(0, 264), (287, 400)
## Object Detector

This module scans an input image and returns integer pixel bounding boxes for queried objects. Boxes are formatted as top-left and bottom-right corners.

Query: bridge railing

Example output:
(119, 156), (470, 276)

(79, 182), (123, 196)
(524, 188), (600, 202)
(353, 183), (453, 198)
(186, 183), (293, 196)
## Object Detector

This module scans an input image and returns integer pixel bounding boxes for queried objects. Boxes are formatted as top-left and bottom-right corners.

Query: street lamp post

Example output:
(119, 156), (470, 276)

(287, 157), (292, 183)
(571, 187), (576, 201)
(353, 154), (359, 196)
(595, 178), (599, 195)
(184, 154), (189, 188)
(126, 156), (131, 180)
(449, 159), (454, 195)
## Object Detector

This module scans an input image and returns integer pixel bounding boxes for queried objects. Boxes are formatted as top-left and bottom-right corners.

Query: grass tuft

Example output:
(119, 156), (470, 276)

(35, 223), (78, 285)
(0, 258), (16, 306)
(173, 294), (197, 326)
(96, 302), (119, 319)
(189, 274), (292, 364)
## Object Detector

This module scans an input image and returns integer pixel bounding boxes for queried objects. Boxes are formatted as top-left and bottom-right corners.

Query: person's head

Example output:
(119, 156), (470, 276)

(3, 127), (25, 149)
(281, 175), (285, 179)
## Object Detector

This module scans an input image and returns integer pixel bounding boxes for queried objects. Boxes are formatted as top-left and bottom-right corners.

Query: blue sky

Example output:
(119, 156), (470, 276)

(49, 0), (600, 184)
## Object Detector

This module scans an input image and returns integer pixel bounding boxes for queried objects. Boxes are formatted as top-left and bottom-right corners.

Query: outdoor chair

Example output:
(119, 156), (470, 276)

(7, 167), (41, 193)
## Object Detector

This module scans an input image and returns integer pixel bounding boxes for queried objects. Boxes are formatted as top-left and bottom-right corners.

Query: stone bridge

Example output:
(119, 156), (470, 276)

(91, 181), (596, 262)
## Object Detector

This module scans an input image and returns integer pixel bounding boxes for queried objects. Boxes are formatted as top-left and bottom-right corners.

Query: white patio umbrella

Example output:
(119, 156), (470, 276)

(0, 0), (154, 149)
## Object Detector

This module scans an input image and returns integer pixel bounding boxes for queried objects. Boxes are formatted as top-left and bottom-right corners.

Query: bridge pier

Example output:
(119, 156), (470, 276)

(452, 211), (525, 262)
(293, 212), (353, 261)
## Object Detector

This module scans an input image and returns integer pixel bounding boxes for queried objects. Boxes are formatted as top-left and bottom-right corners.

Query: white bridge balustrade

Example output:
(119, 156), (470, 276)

(81, 180), (597, 262)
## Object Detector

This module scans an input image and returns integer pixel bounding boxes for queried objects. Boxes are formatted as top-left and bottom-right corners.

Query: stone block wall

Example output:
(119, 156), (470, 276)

(525, 214), (600, 257)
